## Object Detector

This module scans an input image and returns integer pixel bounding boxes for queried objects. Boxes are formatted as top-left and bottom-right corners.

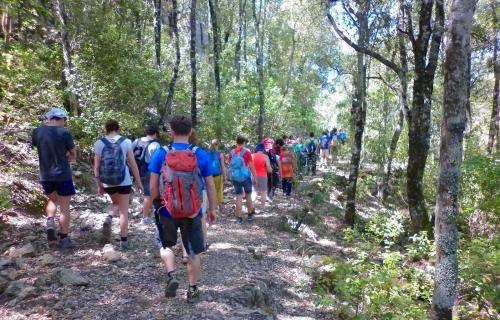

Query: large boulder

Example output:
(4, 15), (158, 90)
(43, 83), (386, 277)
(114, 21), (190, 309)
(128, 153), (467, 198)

(233, 280), (271, 308)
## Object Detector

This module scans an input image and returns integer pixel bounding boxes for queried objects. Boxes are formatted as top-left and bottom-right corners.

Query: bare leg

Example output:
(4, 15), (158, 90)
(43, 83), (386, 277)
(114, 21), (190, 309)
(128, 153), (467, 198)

(187, 255), (201, 286)
(117, 194), (130, 237)
(143, 196), (153, 218)
(259, 190), (266, 208)
(235, 195), (243, 218)
(57, 195), (72, 234)
(160, 247), (176, 272)
(245, 192), (254, 213)
(46, 193), (58, 218)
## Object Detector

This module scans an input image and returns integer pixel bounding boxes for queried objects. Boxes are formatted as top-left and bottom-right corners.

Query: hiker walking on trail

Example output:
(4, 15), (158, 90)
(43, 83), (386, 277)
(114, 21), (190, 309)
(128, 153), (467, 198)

(280, 146), (295, 196)
(329, 127), (339, 165)
(209, 139), (226, 211)
(149, 115), (217, 303)
(305, 132), (317, 175)
(32, 108), (77, 249)
(267, 138), (283, 201)
(132, 125), (161, 224)
(227, 135), (257, 224)
(319, 130), (331, 168)
(252, 143), (272, 209)
(94, 120), (144, 251)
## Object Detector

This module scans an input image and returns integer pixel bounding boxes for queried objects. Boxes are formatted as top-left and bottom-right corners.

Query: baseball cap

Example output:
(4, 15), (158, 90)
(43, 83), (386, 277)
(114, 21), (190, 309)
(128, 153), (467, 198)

(45, 107), (68, 120)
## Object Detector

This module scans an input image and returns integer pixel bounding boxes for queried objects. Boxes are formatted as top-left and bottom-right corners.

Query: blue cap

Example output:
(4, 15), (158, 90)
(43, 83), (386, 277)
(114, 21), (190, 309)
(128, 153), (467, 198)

(45, 107), (68, 120)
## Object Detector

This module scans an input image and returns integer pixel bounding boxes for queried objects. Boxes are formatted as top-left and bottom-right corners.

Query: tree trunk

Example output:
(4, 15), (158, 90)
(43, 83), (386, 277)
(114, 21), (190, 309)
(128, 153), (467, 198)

(160, 0), (180, 126)
(234, 0), (246, 81)
(190, 0), (198, 127)
(407, 0), (444, 234)
(345, 7), (368, 226)
(208, 0), (222, 136)
(487, 1), (499, 154)
(382, 0), (409, 200)
(53, 0), (81, 116)
(432, 0), (476, 318)
(252, 0), (265, 140)
(154, 0), (161, 68)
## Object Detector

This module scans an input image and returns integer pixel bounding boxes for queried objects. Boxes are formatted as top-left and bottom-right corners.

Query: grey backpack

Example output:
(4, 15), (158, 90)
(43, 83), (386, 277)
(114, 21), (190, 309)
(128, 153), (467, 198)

(99, 137), (126, 185)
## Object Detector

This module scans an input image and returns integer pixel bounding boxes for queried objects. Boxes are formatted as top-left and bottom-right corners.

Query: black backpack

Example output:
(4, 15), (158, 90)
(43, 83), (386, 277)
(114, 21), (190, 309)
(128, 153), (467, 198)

(306, 139), (316, 155)
(267, 150), (279, 172)
(133, 139), (158, 176)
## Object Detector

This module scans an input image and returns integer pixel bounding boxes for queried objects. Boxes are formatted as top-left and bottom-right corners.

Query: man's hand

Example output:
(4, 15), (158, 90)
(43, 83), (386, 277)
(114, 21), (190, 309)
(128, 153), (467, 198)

(97, 182), (105, 196)
(135, 181), (144, 194)
(206, 209), (217, 225)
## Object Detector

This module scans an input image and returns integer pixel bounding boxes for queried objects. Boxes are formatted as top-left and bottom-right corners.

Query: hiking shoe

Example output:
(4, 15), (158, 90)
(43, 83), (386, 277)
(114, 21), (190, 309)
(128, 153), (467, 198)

(247, 213), (255, 223)
(164, 276), (179, 298)
(101, 216), (112, 243)
(59, 237), (76, 250)
(120, 240), (129, 251)
(187, 286), (200, 303)
(236, 217), (243, 225)
(46, 218), (57, 243)
(142, 216), (154, 225)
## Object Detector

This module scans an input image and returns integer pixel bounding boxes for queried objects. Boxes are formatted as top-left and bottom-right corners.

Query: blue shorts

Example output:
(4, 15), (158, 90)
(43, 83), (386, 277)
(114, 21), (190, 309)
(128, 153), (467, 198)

(154, 211), (205, 255)
(232, 178), (253, 196)
(40, 180), (76, 197)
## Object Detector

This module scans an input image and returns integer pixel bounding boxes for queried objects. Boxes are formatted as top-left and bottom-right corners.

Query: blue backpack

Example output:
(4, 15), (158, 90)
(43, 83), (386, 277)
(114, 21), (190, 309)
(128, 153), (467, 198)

(99, 137), (126, 185)
(320, 135), (330, 149)
(209, 151), (222, 176)
(133, 139), (158, 176)
(306, 139), (316, 155)
(228, 148), (251, 182)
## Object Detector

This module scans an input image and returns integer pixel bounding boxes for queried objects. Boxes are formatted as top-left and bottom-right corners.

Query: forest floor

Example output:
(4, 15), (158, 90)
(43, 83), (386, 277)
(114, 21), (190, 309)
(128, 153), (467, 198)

(0, 136), (357, 320)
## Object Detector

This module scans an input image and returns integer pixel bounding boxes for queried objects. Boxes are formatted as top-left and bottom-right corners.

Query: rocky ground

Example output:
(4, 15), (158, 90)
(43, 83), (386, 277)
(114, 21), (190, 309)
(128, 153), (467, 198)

(0, 154), (350, 320)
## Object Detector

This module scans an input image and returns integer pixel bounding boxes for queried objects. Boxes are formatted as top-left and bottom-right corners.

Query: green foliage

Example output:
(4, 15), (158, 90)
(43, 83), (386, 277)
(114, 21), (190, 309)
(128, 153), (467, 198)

(0, 187), (11, 209)
(405, 231), (435, 261)
(364, 209), (406, 246)
(459, 236), (500, 319)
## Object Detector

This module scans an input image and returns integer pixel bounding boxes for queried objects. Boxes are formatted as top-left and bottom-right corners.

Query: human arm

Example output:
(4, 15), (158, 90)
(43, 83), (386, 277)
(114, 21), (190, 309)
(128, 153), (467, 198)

(93, 154), (105, 195)
(219, 153), (227, 180)
(64, 130), (77, 161)
(204, 175), (217, 224)
(126, 149), (143, 193)
(150, 172), (160, 200)
(265, 155), (272, 173)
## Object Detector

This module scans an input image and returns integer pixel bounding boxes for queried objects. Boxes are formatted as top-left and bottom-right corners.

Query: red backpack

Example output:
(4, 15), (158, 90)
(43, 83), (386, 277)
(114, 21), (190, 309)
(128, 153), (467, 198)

(160, 145), (203, 219)
(281, 152), (294, 178)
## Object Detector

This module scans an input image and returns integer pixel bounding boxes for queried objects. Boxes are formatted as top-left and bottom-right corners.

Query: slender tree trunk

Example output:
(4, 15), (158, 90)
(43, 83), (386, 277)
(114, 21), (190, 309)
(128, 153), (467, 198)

(53, 0), (81, 116)
(154, 0), (161, 68)
(243, 2), (247, 64)
(160, 0), (180, 126)
(190, 0), (198, 127)
(345, 7), (368, 226)
(487, 1), (499, 154)
(382, 0), (409, 200)
(253, 0), (265, 140)
(277, 28), (295, 111)
(234, 0), (246, 81)
(407, 0), (444, 234)
(208, 0), (222, 136)
(432, 0), (476, 318)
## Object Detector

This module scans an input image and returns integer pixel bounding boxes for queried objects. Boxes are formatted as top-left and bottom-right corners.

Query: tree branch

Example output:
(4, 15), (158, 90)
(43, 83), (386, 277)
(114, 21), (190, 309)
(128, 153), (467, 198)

(326, 9), (402, 74)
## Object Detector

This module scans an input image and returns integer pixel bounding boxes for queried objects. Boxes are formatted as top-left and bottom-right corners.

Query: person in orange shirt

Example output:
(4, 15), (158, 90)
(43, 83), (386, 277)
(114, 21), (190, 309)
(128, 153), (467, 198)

(280, 146), (295, 196)
(252, 143), (272, 209)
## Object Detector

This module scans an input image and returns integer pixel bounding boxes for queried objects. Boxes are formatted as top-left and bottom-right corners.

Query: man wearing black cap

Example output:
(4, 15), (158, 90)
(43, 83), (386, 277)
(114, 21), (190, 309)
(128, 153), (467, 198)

(132, 125), (161, 224)
(31, 107), (77, 249)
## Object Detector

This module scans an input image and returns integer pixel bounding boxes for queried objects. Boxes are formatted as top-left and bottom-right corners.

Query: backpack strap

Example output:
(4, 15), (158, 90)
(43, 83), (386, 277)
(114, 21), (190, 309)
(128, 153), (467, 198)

(100, 137), (112, 147)
(116, 136), (126, 144)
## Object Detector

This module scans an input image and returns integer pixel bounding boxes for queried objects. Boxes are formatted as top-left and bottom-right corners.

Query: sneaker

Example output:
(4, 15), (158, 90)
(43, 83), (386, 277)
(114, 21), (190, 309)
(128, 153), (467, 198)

(164, 275), (179, 298)
(120, 240), (129, 251)
(187, 286), (200, 303)
(142, 216), (154, 225)
(59, 237), (76, 250)
(247, 212), (255, 223)
(236, 217), (243, 225)
(101, 216), (112, 244)
(46, 218), (57, 243)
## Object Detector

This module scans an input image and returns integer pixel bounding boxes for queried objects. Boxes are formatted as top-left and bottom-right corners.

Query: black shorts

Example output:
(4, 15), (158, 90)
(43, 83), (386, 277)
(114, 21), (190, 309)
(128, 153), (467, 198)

(154, 210), (205, 255)
(104, 185), (132, 195)
(41, 180), (76, 196)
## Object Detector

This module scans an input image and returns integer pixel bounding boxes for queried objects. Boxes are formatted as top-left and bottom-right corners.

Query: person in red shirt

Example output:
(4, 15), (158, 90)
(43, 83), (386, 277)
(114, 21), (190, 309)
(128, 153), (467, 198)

(252, 143), (272, 209)
(227, 136), (257, 224)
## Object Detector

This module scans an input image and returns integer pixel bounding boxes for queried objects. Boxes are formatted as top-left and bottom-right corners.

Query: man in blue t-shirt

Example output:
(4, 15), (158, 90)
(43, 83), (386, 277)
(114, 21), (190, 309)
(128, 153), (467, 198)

(149, 115), (217, 303)
(31, 107), (77, 249)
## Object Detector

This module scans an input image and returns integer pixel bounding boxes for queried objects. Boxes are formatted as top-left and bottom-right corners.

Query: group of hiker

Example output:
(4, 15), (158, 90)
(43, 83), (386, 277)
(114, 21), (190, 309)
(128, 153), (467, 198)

(31, 107), (347, 303)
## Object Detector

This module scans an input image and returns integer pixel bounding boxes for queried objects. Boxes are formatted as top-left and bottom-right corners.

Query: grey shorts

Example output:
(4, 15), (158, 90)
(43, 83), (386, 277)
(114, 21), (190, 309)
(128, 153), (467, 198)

(255, 176), (268, 192)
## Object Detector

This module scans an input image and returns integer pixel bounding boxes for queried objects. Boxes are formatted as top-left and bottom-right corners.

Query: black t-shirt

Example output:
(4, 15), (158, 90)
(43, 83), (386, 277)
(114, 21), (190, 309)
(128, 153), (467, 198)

(31, 125), (75, 181)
